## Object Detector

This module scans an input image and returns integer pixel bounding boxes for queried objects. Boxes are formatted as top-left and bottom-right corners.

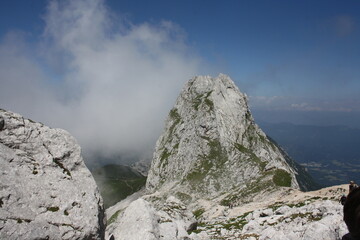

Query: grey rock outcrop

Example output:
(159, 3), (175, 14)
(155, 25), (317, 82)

(193, 200), (347, 240)
(189, 185), (349, 240)
(106, 185), (348, 240)
(106, 195), (193, 240)
(146, 74), (312, 202)
(0, 109), (105, 239)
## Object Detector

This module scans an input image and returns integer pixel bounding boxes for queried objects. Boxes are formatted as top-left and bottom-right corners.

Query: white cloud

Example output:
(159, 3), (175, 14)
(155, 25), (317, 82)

(0, 0), (202, 164)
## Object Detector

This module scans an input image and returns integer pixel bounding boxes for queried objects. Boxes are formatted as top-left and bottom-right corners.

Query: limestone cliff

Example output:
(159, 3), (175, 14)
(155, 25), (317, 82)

(0, 109), (105, 239)
(146, 74), (312, 203)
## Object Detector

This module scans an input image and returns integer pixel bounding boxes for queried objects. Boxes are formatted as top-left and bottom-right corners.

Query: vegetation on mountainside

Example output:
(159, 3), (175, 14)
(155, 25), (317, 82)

(158, 107), (182, 168)
(108, 209), (123, 225)
(192, 91), (213, 111)
(185, 137), (228, 189)
(273, 169), (292, 187)
(175, 192), (192, 203)
(169, 108), (181, 136)
(91, 164), (147, 208)
(193, 208), (205, 219)
(192, 211), (252, 235)
(220, 168), (291, 206)
(159, 148), (171, 167)
(234, 143), (266, 170)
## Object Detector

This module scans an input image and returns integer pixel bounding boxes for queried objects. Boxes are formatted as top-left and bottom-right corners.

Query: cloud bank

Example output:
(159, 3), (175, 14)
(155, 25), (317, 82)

(0, 0), (202, 164)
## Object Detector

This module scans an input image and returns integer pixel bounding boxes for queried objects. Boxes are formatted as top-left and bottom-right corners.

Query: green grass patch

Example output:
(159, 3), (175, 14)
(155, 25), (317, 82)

(221, 218), (248, 230)
(175, 192), (192, 203)
(98, 178), (147, 208)
(287, 202), (306, 208)
(204, 98), (214, 111)
(289, 212), (322, 221)
(234, 143), (266, 170)
(168, 108), (181, 136)
(192, 91), (213, 111)
(92, 164), (147, 208)
(193, 208), (205, 219)
(185, 138), (228, 186)
(268, 202), (285, 211)
(108, 209), (122, 225)
(220, 178), (274, 206)
(160, 148), (171, 166)
(47, 206), (59, 212)
(273, 169), (292, 187)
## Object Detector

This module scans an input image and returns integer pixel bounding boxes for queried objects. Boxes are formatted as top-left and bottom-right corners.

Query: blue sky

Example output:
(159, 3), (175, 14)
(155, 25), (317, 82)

(1, 0), (360, 161)
(2, 0), (360, 106)
(116, 0), (360, 100)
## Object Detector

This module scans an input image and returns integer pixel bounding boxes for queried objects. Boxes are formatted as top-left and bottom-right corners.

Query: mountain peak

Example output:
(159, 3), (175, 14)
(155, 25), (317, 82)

(146, 75), (312, 204)
(187, 74), (239, 93)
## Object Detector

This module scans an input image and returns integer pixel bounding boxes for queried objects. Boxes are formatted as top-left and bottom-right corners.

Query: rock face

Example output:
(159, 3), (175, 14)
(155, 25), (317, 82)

(0, 109), (105, 239)
(146, 74), (313, 202)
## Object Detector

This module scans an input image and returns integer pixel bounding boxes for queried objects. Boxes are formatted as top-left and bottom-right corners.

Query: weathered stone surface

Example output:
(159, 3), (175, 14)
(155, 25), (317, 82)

(106, 196), (192, 240)
(0, 109), (105, 239)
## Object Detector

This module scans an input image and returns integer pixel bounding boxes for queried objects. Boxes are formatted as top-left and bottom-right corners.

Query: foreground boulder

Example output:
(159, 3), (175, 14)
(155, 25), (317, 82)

(0, 109), (105, 239)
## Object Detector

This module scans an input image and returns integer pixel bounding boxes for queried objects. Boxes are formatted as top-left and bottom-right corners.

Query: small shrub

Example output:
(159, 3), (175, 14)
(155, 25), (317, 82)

(193, 208), (205, 219)
(47, 206), (59, 212)
(108, 210), (122, 225)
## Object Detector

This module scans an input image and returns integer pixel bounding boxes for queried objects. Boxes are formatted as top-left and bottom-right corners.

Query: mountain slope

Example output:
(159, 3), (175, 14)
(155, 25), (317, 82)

(146, 74), (316, 203)
(92, 164), (146, 208)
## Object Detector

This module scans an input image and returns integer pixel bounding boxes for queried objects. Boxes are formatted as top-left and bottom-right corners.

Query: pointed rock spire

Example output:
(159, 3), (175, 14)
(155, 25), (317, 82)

(146, 74), (309, 203)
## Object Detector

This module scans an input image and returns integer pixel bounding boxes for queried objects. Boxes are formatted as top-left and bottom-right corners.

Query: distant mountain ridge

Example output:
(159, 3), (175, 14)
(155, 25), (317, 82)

(258, 121), (360, 186)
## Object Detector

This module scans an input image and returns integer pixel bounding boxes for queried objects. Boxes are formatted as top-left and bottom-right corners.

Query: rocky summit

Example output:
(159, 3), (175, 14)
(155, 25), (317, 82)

(0, 109), (105, 239)
(146, 74), (314, 203)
